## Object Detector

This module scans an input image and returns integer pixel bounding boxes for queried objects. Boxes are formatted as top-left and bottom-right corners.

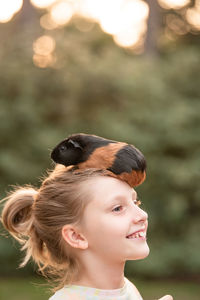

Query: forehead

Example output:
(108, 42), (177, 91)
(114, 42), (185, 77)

(85, 176), (136, 207)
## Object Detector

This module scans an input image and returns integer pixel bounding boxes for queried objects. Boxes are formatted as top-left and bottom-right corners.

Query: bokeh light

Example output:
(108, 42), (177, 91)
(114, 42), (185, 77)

(33, 53), (56, 68)
(74, 17), (94, 32)
(99, 0), (148, 34)
(40, 13), (58, 30)
(50, 1), (74, 26)
(0, 0), (23, 23)
(2, 0), (197, 54)
(0, 0), (149, 48)
(33, 35), (56, 68)
(76, 0), (120, 21)
(166, 14), (189, 35)
(186, 1), (200, 30)
(112, 0), (149, 47)
(114, 29), (141, 48)
(30, 0), (56, 9)
(158, 0), (190, 10)
(33, 35), (56, 55)
(77, 0), (149, 48)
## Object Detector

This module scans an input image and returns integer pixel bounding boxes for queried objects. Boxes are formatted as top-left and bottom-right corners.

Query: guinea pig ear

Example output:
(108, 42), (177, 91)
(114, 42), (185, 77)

(68, 139), (83, 150)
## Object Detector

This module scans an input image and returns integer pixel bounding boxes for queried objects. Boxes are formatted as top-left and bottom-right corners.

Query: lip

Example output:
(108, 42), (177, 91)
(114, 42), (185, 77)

(126, 227), (146, 238)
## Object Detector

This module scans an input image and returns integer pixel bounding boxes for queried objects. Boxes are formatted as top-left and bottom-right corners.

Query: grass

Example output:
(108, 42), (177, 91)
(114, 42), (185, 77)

(0, 277), (199, 300)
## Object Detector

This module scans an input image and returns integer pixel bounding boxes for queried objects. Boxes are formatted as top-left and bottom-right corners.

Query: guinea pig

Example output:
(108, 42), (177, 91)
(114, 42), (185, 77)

(51, 133), (146, 187)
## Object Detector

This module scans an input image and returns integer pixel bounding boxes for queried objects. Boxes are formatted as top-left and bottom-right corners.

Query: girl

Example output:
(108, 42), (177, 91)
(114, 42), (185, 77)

(1, 138), (173, 300)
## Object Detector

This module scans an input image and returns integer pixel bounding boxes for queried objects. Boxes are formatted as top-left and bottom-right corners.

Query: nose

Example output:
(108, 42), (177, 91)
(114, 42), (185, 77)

(131, 205), (148, 224)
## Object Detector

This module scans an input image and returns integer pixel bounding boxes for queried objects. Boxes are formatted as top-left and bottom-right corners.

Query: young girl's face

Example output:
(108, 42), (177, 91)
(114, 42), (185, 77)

(79, 176), (149, 263)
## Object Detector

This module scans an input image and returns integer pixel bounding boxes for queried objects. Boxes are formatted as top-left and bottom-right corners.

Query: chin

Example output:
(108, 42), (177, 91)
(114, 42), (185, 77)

(127, 245), (150, 261)
(136, 246), (150, 260)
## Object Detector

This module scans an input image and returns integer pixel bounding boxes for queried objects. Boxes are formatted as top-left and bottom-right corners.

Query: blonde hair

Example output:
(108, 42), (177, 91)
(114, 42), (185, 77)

(0, 165), (107, 292)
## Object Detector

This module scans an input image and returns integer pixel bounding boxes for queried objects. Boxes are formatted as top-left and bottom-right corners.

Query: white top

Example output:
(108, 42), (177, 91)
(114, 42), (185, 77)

(49, 277), (143, 300)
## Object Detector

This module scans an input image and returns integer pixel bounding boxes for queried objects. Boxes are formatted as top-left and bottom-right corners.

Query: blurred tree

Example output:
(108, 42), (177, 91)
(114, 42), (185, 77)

(17, 0), (37, 26)
(144, 0), (162, 56)
(1, 0), (200, 55)
(0, 0), (200, 281)
(0, 19), (200, 279)
(144, 0), (200, 56)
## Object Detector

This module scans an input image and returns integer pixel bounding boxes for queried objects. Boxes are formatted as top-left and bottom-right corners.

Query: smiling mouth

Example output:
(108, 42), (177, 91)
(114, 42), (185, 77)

(126, 231), (146, 239)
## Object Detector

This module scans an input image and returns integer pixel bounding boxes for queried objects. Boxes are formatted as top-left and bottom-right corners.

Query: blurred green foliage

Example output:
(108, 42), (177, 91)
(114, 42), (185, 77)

(0, 19), (200, 281)
(0, 277), (50, 300)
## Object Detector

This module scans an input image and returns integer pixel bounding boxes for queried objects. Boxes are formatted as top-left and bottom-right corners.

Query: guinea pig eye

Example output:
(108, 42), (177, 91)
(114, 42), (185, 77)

(60, 145), (67, 151)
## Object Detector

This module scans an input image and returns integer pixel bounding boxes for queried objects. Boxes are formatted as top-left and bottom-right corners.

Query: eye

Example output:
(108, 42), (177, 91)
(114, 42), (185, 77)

(60, 145), (67, 151)
(112, 205), (123, 212)
(133, 198), (142, 206)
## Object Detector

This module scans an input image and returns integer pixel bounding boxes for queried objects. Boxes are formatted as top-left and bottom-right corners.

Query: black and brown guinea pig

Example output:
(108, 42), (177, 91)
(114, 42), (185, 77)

(51, 133), (146, 187)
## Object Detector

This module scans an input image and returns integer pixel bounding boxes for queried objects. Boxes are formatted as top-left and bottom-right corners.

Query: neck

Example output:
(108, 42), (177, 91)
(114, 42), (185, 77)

(71, 252), (125, 290)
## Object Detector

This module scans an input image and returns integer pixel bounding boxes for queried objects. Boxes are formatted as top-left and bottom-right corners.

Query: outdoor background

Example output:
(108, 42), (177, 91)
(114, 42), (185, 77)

(0, 0), (200, 299)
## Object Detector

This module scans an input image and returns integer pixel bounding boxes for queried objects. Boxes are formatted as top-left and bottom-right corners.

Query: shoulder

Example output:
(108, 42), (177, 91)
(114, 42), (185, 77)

(48, 286), (79, 300)
(48, 289), (64, 300)
(125, 277), (143, 300)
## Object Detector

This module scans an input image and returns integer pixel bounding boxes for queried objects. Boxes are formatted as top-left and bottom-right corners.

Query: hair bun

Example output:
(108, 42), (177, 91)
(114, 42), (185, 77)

(1, 187), (37, 242)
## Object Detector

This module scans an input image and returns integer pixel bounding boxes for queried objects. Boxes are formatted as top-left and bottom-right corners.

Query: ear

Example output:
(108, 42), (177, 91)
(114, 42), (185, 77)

(68, 139), (82, 150)
(62, 225), (88, 250)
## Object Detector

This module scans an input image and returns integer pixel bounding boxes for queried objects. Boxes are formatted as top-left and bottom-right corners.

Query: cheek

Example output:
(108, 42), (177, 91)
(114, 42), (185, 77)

(106, 220), (127, 238)
(89, 217), (128, 242)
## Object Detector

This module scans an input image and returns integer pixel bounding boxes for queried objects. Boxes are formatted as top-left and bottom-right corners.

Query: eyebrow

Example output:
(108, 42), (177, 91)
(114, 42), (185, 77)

(108, 191), (137, 206)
